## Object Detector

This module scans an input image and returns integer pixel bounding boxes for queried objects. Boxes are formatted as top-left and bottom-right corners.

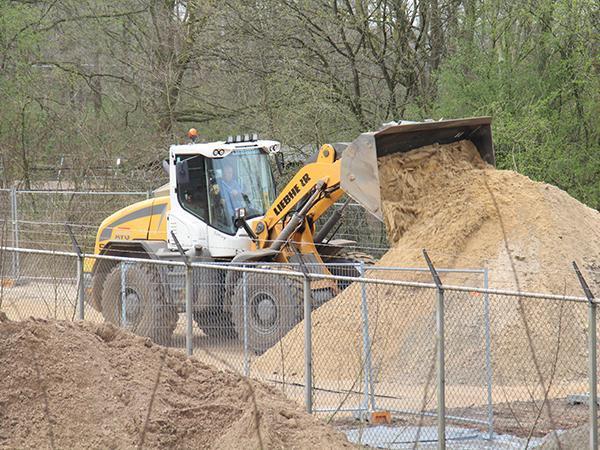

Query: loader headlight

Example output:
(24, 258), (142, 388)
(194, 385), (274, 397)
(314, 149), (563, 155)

(269, 144), (280, 153)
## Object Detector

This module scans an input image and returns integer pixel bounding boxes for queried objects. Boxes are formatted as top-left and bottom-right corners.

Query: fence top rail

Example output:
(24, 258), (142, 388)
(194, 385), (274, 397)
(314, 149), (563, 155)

(110, 259), (486, 274)
(0, 245), (589, 303)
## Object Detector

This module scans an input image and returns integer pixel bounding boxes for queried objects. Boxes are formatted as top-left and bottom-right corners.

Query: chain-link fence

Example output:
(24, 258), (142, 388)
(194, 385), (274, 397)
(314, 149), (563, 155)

(0, 245), (597, 448)
(0, 188), (149, 255)
(0, 189), (389, 273)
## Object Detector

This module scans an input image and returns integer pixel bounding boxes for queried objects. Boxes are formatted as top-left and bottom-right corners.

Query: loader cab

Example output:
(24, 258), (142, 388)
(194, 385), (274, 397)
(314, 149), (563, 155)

(169, 136), (280, 257)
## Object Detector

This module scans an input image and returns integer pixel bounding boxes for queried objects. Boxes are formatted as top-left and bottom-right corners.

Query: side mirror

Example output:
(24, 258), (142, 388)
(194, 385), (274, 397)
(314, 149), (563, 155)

(233, 207), (247, 228)
(176, 160), (190, 185)
(275, 152), (285, 175)
(234, 207), (258, 241)
(162, 159), (169, 175)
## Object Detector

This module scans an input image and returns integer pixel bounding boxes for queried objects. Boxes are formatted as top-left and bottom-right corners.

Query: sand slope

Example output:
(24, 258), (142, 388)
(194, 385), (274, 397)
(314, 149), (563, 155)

(255, 141), (600, 387)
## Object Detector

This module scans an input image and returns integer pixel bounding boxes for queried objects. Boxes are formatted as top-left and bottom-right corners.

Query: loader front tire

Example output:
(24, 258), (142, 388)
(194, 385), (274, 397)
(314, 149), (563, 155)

(100, 264), (178, 345)
(230, 270), (303, 354)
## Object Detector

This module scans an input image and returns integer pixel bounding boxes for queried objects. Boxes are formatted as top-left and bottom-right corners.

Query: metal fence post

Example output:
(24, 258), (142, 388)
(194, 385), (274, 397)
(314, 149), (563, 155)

(303, 275), (313, 414)
(423, 249), (445, 450)
(589, 301), (598, 450)
(170, 231), (193, 357)
(76, 254), (85, 320)
(185, 264), (193, 357)
(573, 262), (597, 450)
(10, 187), (19, 281)
(483, 269), (494, 440)
(66, 224), (84, 320)
(243, 271), (249, 377)
(359, 261), (375, 416)
(120, 262), (127, 325)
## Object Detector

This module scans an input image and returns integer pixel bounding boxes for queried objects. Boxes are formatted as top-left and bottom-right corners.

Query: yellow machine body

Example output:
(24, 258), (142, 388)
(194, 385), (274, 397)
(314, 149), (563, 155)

(86, 197), (170, 271)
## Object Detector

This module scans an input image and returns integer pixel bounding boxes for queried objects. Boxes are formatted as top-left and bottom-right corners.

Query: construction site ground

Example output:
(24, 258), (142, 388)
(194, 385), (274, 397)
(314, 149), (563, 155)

(2, 285), (593, 444)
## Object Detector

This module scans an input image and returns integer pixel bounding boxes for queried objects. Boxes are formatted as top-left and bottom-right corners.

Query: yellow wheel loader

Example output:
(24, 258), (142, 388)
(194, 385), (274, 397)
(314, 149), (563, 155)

(88, 118), (494, 350)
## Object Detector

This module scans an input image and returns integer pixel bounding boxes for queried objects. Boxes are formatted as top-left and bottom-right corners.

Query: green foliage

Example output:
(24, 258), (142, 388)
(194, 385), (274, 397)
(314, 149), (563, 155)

(0, 0), (597, 208)
(434, 0), (599, 209)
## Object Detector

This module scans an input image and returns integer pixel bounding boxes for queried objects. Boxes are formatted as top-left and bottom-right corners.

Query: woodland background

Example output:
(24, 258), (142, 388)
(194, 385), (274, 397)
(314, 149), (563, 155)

(1, 0), (598, 208)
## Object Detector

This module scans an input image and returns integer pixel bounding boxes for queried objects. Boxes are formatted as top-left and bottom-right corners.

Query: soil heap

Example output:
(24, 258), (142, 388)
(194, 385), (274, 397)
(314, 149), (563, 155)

(255, 140), (600, 387)
(539, 422), (593, 449)
(0, 316), (352, 449)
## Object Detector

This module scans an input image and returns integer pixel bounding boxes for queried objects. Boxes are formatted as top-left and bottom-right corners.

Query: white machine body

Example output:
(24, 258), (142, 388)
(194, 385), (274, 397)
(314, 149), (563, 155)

(167, 137), (281, 258)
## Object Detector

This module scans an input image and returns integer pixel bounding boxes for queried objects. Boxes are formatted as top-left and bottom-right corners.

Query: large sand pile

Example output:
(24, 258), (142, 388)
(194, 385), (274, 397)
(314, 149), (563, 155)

(0, 316), (352, 449)
(255, 140), (600, 388)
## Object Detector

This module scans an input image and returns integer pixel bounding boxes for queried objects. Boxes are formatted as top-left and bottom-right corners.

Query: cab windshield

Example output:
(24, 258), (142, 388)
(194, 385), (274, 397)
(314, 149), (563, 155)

(177, 149), (276, 235)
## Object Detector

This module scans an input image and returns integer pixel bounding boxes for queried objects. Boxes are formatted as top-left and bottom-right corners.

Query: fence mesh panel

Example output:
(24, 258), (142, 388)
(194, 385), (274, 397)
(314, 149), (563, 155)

(0, 247), (596, 448)
(0, 250), (100, 323)
(10, 191), (148, 252)
(316, 202), (389, 256)
(480, 293), (589, 443)
(0, 190), (390, 256)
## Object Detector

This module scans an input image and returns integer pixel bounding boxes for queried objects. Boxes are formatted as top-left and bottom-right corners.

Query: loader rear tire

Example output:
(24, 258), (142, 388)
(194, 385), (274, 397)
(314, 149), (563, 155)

(100, 264), (178, 346)
(230, 270), (303, 354)
(324, 250), (375, 290)
(91, 261), (113, 312)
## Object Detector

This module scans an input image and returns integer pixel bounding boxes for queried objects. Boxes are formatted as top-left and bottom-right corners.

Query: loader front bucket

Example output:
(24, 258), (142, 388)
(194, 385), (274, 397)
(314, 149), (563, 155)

(340, 117), (495, 221)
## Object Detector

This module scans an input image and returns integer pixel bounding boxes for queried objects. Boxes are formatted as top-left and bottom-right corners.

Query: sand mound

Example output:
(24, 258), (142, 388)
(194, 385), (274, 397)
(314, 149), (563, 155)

(0, 318), (352, 449)
(255, 140), (600, 387)
(538, 423), (592, 449)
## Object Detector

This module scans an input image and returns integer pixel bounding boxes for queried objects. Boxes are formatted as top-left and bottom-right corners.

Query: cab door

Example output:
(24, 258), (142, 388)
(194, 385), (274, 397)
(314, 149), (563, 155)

(168, 154), (209, 250)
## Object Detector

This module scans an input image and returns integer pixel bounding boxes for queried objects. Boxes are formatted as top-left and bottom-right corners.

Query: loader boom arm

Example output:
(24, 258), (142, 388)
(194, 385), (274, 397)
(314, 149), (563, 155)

(265, 144), (344, 225)
(251, 116), (494, 256)
(253, 143), (346, 249)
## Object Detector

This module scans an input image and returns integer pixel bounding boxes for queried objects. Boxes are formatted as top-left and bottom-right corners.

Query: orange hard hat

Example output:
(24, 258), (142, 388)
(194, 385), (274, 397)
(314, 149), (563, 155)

(187, 128), (198, 139)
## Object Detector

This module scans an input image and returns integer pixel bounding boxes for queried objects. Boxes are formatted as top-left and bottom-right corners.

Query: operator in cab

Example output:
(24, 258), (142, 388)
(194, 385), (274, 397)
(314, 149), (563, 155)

(220, 163), (245, 213)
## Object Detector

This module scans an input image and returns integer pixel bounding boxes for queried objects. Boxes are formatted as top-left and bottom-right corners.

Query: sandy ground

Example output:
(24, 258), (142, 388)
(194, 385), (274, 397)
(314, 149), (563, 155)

(0, 281), (251, 370)
(2, 279), (594, 443)
(0, 318), (353, 449)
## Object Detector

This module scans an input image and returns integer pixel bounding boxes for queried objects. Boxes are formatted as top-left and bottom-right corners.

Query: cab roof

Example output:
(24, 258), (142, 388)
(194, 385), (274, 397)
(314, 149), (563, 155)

(170, 139), (281, 158)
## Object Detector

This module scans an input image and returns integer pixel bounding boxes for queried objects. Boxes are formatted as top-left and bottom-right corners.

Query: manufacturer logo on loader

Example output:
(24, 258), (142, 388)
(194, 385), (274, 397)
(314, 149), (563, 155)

(273, 174), (311, 215)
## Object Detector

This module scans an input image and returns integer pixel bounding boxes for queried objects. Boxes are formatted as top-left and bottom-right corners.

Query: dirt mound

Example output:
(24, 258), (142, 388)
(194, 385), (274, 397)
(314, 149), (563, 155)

(538, 423), (591, 449)
(255, 140), (600, 387)
(0, 318), (352, 449)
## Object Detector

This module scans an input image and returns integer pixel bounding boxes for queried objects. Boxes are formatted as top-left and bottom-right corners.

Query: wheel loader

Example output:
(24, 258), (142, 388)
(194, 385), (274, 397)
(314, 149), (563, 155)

(87, 118), (495, 351)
